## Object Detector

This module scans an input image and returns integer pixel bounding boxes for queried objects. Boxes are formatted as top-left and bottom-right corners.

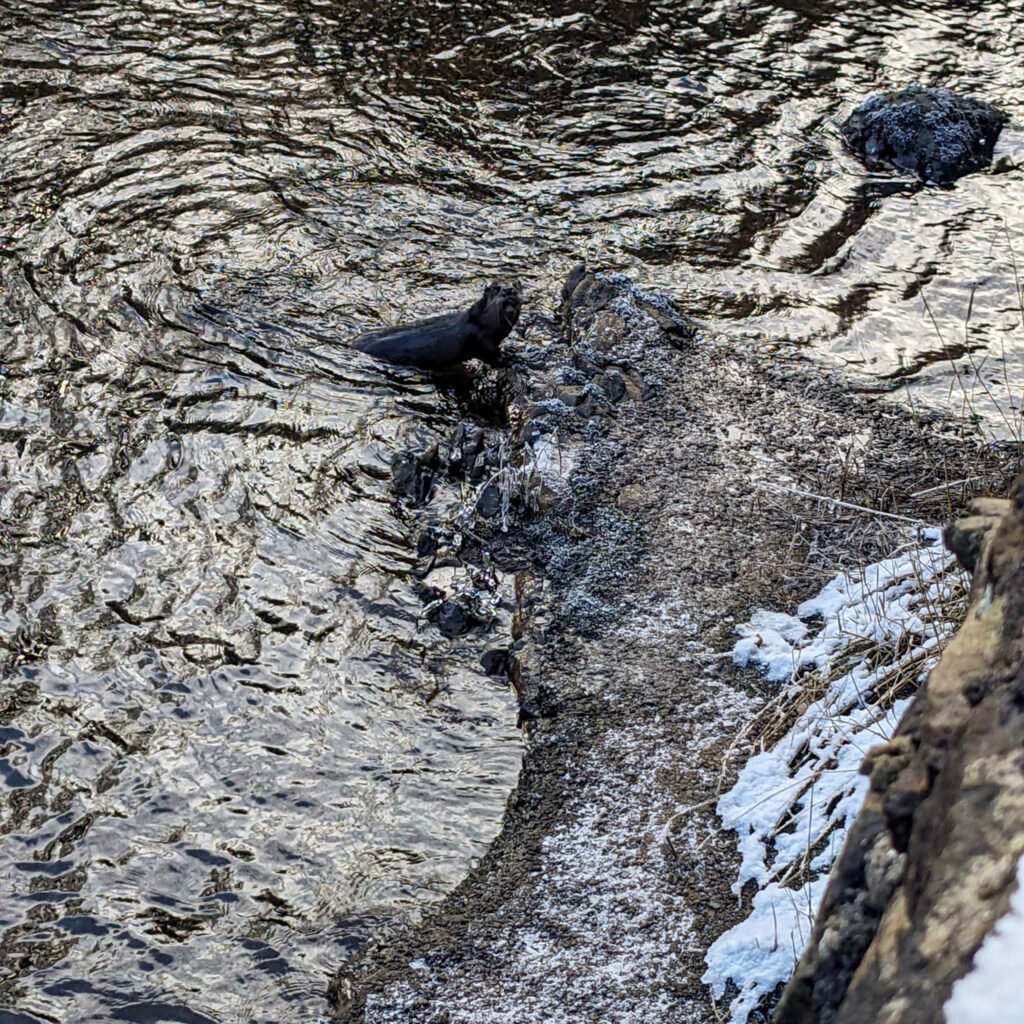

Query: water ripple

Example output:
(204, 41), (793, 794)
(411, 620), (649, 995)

(4, 1), (1024, 1021)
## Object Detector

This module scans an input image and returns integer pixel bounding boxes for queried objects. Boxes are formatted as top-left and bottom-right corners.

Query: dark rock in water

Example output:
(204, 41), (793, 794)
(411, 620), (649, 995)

(447, 422), (486, 481)
(415, 529), (439, 559)
(415, 584), (477, 638)
(840, 86), (1006, 184)
(352, 282), (522, 369)
(391, 447), (438, 506)
(445, 420), (505, 485)
(432, 600), (473, 638)
(480, 647), (511, 677)
(412, 582), (445, 605)
(475, 483), (502, 520)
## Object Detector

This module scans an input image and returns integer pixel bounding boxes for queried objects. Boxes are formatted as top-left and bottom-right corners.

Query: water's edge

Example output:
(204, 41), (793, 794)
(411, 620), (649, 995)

(331, 270), (1020, 1022)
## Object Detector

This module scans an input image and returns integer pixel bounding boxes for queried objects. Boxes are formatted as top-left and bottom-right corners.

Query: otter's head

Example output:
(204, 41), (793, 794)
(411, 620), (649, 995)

(469, 281), (522, 346)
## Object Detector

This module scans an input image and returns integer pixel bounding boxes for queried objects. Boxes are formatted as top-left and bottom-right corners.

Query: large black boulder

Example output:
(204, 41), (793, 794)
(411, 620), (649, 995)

(840, 86), (1006, 184)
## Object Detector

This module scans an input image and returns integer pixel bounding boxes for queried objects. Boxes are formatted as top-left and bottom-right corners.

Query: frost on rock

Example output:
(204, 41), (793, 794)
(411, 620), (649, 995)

(945, 855), (1024, 1024)
(840, 86), (1006, 184)
(568, 270), (695, 364)
(704, 529), (965, 1023)
(528, 433), (573, 494)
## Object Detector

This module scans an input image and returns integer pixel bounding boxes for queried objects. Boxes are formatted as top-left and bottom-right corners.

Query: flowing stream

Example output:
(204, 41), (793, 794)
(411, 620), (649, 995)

(2, 2), (1024, 1022)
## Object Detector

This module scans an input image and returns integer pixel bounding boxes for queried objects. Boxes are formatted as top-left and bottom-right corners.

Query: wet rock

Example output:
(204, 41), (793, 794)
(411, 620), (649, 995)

(415, 529), (439, 559)
(570, 351), (602, 378)
(442, 421), (507, 489)
(561, 266), (617, 330)
(560, 261), (589, 310)
(412, 581), (445, 605)
(411, 531), (438, 579)
(475, 483), (502, 520)
(457, 367), (520, 425)
(391, 446), (439, 505)
(776, 480), (1024, 1024)
(412, 527), (462, 579)
(431, 600), (474, 638)
(840, 86), (1006, 184)
(416, 589), (482, 639)
(479, 647), (511, 677)
(447, 422), (486, 481)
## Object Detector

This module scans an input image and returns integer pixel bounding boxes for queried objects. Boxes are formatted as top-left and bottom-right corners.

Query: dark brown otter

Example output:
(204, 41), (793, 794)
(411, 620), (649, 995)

(352, 282), (522, 369)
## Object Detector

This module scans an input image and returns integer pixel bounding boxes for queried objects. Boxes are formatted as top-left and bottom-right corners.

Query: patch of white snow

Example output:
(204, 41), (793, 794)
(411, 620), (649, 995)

(704, 528), (965, 1023)
(944, 854), (1024, 1024)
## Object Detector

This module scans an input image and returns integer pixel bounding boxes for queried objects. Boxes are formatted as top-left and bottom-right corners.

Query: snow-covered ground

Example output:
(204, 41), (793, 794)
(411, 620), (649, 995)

(703, 529), (966, 1023)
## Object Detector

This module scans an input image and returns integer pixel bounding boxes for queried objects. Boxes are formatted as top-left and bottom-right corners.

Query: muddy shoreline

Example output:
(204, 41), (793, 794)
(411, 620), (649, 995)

(331, 270), (1018, 1023)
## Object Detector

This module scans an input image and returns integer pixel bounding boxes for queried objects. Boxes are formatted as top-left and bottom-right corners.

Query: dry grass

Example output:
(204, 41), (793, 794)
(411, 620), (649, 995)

(724, 540), (962, 778)
(736, 551), (968, 760)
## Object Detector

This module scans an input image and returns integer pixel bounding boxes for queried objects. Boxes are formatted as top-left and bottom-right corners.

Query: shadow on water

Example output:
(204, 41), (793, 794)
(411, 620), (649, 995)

(2, 0), (1024, 1020)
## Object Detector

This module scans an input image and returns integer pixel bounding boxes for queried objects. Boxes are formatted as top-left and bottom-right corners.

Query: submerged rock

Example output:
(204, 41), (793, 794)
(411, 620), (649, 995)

(840, 86), (1006, 184)
(432, 600), (474, 638)
(479, 647), (510, 677)
(475, 483), (502, 520)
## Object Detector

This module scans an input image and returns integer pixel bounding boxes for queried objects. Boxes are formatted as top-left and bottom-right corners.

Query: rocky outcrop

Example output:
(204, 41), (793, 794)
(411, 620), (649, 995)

(840, 86), (1006, 184)
(775, 485), (1024, 1024)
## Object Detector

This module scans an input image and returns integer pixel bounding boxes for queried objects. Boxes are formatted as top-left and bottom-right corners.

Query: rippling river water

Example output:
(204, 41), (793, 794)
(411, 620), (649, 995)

(2, 2), (1024, 1022)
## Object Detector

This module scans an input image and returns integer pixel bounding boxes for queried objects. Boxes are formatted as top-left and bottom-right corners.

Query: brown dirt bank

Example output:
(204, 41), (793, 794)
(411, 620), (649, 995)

(331, 269), (1019, 1024)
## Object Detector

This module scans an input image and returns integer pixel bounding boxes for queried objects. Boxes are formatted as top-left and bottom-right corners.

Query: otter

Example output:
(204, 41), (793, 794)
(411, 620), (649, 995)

(352, 282), (522, 369)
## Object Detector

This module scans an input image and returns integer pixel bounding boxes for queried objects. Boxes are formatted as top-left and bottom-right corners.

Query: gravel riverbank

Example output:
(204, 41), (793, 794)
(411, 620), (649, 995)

(333, 269), (1018, 1024)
